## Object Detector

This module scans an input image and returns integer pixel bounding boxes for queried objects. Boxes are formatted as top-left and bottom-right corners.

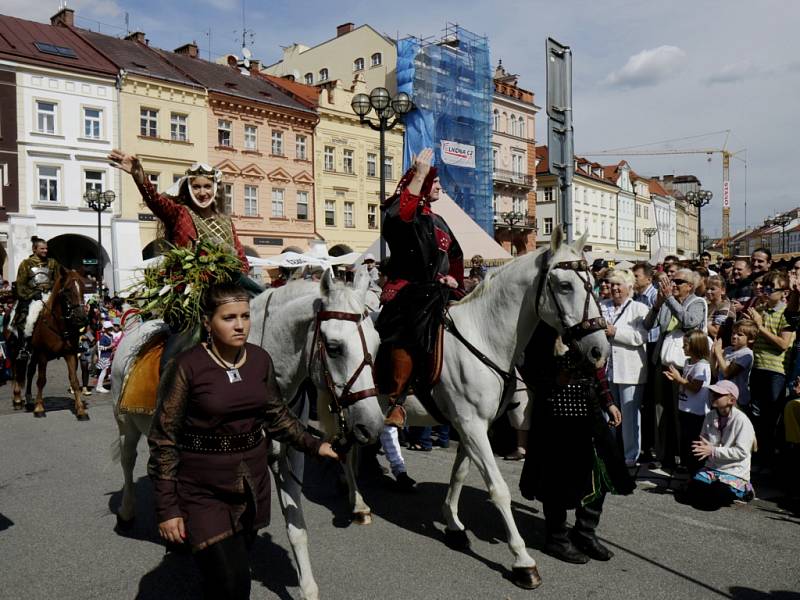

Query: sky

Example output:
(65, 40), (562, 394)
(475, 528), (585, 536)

(8, 0), (800, 237)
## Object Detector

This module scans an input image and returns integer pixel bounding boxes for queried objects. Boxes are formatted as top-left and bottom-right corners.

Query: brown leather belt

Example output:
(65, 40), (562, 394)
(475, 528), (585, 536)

(178, 426), (265, 453)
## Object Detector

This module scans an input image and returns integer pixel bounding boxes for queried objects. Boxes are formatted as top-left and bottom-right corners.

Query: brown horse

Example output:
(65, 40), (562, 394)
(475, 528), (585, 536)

(10, 268), (89, 420)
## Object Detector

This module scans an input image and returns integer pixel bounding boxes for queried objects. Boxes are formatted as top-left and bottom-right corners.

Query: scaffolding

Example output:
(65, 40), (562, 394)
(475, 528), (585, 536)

(397, 24), (493, 234)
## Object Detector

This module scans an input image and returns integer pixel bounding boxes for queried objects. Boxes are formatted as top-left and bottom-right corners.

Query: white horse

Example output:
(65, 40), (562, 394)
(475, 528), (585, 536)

(343, 227), (610, 589)
(111, 271), (384, 600)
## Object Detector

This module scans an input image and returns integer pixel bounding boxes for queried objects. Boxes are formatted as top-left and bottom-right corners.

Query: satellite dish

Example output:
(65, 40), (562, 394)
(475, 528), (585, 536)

(239, 67), (250, 76)
(242, 47), (252, 58)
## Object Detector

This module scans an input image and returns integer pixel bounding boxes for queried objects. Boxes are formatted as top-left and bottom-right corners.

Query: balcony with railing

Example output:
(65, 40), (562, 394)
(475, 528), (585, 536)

(493, 211), (537, 230)
(492, 169), (534, 188)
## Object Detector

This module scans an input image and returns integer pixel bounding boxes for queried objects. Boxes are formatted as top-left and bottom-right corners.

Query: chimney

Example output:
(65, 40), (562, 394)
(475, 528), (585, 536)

(249, 59), (261, 73)
(174, 42), (199, 59)
(125, 31), (147, 44)
(337, 23), (355, 37)
(50, 7), (75, 28)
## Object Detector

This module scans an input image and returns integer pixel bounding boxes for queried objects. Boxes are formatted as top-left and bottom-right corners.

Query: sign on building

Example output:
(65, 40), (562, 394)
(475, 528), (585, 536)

(440, 140), (476, 168)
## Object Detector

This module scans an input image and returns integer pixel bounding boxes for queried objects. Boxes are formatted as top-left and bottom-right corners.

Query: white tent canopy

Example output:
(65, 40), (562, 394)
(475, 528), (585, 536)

(360, 191), (512, 264)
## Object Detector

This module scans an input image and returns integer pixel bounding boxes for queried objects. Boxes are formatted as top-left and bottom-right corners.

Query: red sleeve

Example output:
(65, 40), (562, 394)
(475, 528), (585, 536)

(448, 255), (464, 289)
(398, 188), (420, 223)
(231, 222), (250, 273)
(595, 367), (614, 409)
(136, 177), (182, 227)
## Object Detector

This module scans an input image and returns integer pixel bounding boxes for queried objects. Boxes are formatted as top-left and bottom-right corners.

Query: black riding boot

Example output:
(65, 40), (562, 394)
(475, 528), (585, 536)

(569, 493), (614, 560)
(543, 503), (589, 564)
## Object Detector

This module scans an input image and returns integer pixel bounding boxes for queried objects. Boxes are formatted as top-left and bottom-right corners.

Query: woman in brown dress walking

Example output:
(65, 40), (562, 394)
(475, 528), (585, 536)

(148, 283), (339, 599)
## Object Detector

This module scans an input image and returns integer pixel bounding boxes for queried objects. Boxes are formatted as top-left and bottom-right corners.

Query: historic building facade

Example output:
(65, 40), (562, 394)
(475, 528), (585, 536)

(604, 161), (636, 256)
(0, 67), (19, 276)
(491, 61), (538, 255)
(648, 177), (677, 258)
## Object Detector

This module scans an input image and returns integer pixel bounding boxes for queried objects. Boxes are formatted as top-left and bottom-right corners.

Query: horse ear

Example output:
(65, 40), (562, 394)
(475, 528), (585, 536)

(320, 268), (335, 296)
(573, 230), (588, 254)
(550, 225), (564, 252)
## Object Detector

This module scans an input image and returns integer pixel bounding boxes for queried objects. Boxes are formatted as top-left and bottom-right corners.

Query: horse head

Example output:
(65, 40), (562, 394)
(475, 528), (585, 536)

(310, 269), (383, 445)
(536, 227), (610, 368)
(53, 268), (87, 333)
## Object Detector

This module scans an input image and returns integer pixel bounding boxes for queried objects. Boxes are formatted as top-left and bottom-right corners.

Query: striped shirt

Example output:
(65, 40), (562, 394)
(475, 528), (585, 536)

(753, 303), (791, 374)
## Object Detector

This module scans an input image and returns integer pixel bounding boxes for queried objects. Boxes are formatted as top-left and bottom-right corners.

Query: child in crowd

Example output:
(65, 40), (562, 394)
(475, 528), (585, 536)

(684, 380), (756, 509)
(94, 321), (114, 394)
(665, 330), (711, 474)
(711, 319), (757, 409)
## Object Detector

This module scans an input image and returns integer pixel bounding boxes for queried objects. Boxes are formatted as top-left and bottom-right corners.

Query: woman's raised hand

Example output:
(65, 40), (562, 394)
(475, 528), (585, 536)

(108, 149), (144, 184)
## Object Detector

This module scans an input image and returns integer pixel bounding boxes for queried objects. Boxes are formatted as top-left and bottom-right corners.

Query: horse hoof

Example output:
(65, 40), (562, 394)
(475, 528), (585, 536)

(12, 401), (23, 411)
(352, 511), (372, 525)
(511, 565), (542, 590)
(115, 514), (135, 531)
(444, 528), (470, 550)
(33, 411), (46, 418)
(76, 413), (90, 422)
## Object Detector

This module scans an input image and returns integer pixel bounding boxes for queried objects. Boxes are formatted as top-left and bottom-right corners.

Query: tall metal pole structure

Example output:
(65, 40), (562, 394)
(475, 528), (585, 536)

(546, 38), (574, 242)
(722, 151), (731, 254)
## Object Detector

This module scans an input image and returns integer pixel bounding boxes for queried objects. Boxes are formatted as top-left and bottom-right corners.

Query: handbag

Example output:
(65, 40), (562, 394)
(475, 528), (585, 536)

(659, 296), (707, 368)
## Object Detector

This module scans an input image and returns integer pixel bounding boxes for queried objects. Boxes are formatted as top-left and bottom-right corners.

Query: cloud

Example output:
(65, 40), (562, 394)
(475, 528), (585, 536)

(706, 60), (766, 84)
(603, 45), (687, 89)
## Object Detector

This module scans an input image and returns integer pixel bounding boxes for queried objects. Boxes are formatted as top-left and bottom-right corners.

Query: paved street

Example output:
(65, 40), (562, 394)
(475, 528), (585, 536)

(0, 361), (798, 600)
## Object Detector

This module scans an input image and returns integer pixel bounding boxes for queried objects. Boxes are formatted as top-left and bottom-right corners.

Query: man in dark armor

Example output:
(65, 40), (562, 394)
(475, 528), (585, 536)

(377, 148), (464, 428)
(13, 236), (60, 358)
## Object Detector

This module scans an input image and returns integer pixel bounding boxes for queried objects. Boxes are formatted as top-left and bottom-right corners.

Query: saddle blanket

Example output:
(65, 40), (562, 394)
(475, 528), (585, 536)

(10, 295), (49, 338)
(118, 332), (168, 415)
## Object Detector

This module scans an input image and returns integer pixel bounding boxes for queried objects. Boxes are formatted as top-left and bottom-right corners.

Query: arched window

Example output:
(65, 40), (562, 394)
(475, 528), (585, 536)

(304, 73), (313, 84)
(510, 115), (517, 136)
(371, 52), (382, 67)
(319, 68), (328, 82)
(519, 118), (525, 138)
(503, 112), (508, 132)
(493, 109), (500, 131)
(353, 57), (364, 71)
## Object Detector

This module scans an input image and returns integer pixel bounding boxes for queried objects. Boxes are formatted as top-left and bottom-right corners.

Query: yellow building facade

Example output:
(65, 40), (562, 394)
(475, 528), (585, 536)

(314, 78), (403, 253)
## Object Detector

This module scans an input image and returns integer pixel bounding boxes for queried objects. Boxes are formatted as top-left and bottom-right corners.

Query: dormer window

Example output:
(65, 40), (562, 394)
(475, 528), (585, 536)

(319, 68), (329, 82)
(353, 57), (364, 71)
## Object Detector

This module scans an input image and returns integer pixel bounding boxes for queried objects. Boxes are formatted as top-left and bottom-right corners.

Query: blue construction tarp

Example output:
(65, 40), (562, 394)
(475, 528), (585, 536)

(397, 27), (493, 234)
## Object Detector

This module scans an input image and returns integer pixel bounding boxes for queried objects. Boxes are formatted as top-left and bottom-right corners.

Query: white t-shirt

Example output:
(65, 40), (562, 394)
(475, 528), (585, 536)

(720, 346), (753, 407)
(679, 359), (711, 416)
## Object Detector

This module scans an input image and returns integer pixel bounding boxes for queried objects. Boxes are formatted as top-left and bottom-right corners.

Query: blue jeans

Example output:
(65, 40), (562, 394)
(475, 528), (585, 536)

(749, 368), (786, 458)
(611, 383), (644, 464)
(408, 425), (450, 449)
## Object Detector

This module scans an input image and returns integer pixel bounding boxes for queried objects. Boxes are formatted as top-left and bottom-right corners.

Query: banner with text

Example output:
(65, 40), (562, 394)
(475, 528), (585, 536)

(440, 140), (476, 168)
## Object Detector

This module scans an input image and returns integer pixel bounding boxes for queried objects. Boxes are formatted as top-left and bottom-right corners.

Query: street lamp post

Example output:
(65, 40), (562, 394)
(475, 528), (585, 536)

(351, 88), (414, 263)
(771, 214), (791, 254)
(643, 227), (658, 260)
(84, 188), (115, 298)
(501, 211), (526, 256)
(685, 189), (713, 258)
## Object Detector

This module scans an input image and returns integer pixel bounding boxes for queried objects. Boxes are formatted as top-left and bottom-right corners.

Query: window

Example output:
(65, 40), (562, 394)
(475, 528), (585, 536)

(366, 153), (377, 177)
(512, 196), (525, 214)
(519, 118), (525, 139)
(319, 68), (329, 82)
(324, 146), (335, 171)
(353, 57), (364, 71)
(383, 156), (393, 180)
(222, 183), (233, 214)
(296, 135), (307, 160)
(296, 191), (309, 220)
(512, 154), (523, 175)
(368, 204), (378, 229)
(140, 108), (158, 137)
(217, 119), (232, 147)
(324, 200), (335, 226)
(492, 149), (497, 170)
(343, 149), (354, 174)
(84, 108), (101, 139)
(244, 185), (258, 216)
(244, 125), (257, 150)
(271, 188), (284, 217)
(36, 101), (56, 134)
(37, 165), (59, 203)
(544, 187), (553, 203)
(510, 115), (517, 136)
(543, 217), (553, 235)
(170, 113), (187, 142)
(344, 201), (354, 228)
(493, 193), (498, 212)
(304, 73), (313, 85)
(371, 52), (382, 67)
(503, 112), (509, 132)
(493, 109), (500, 131)
(84, 170), (104, 195)
(271, 130), (283, 155)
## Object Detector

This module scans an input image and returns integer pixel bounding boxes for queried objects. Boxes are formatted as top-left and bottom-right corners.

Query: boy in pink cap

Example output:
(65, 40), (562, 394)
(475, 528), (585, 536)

(683, 379), (756, 509)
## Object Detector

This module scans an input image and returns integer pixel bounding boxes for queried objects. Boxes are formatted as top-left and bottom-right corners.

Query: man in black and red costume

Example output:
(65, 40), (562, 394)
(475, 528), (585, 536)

(378, 148), (464, 428)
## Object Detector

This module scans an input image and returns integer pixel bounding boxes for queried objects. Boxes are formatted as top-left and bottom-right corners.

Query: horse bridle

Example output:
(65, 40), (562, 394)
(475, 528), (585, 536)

(308, 309), (378, 438)
(534, 254), (607, 341)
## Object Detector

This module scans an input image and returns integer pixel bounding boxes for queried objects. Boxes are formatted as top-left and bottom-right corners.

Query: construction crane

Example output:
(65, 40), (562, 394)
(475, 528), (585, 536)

(582, 130), (746, 255)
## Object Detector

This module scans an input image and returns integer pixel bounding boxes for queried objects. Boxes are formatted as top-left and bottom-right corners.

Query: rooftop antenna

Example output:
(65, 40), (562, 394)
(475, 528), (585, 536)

(124, 12), (130, 35)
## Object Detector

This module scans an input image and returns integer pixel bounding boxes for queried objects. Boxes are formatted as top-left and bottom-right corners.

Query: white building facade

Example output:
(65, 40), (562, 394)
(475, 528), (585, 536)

(649, 183), (677, 258)
(606, 162), (636, 256)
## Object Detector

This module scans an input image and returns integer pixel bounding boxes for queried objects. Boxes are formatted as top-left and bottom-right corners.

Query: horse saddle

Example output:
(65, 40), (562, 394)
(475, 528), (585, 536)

(118, 331), (169, 415)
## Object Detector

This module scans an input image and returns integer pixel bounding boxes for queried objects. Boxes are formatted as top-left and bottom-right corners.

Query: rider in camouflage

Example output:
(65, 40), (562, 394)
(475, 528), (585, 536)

(14, 236), (61, 357)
